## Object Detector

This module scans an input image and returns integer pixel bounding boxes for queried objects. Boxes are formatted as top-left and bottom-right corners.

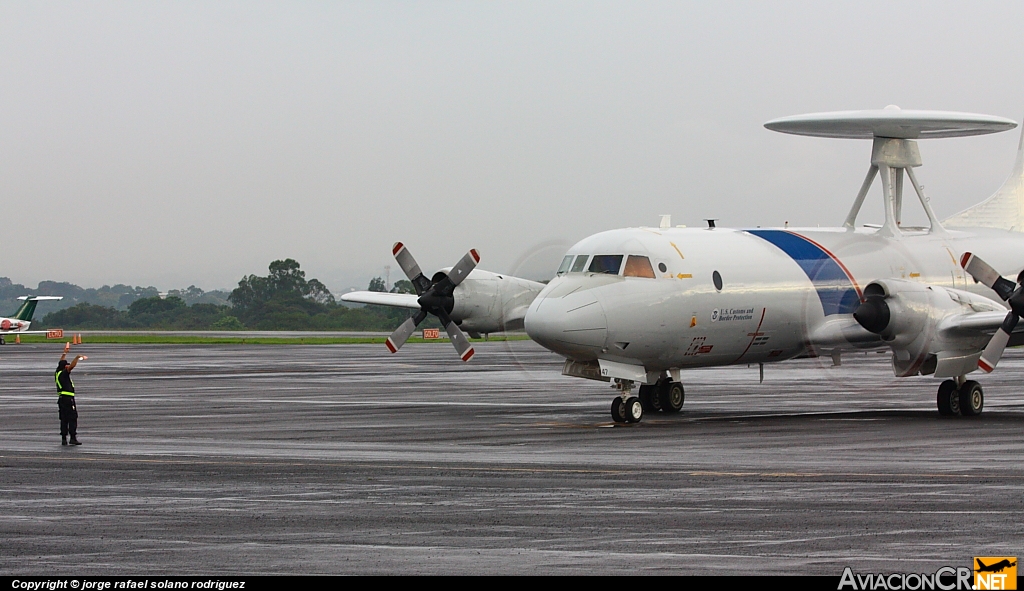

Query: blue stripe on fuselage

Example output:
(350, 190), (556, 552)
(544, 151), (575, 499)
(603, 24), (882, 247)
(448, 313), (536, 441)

(747, 229), (860, 316)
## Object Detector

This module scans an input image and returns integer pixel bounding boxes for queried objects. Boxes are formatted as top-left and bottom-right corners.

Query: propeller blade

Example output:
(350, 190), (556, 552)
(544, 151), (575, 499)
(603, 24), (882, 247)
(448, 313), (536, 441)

(962, 252), (1016, 301)
(978, 312), (1019, 372)
(445, 249), (481, 288)
(385, 310), (428, 353)
(437, 309), (475, 361)
(446, 321), (475, 362)
(393, 242), (432, 295)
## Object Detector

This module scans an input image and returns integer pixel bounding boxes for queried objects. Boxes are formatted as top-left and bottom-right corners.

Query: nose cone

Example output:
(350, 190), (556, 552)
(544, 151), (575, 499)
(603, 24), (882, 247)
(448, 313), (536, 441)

(525, 287), (608, 359)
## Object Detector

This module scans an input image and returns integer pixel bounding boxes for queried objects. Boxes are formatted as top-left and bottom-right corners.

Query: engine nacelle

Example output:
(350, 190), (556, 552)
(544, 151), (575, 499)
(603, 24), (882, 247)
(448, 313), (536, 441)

(448, 269), (546, 335)
(854, 279), (1001, 377)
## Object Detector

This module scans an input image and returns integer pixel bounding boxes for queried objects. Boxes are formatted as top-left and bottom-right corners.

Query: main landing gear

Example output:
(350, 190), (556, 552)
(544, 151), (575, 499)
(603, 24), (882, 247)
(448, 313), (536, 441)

(611, 378), (684, 424)
(936, 378), (984, 417)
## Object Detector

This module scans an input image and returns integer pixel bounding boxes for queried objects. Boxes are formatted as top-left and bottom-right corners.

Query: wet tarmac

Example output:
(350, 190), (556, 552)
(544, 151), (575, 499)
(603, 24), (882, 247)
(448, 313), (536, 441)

(1, 340), (1022, 575)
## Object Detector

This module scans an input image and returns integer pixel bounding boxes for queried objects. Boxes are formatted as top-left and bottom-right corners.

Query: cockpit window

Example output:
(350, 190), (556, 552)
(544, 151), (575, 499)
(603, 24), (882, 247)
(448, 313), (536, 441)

(588, 255), (624, 275)
(570, 255), (589, 273)
(623, 255), (656, 278)
(557, 255), (573, 275)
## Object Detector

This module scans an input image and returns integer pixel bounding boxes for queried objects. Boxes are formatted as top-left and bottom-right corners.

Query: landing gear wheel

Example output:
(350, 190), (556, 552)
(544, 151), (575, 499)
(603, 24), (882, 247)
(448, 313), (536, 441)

(937, 380), (960, 416)
(610, 397), (626, 423)
(958, 380), (984, 417)
(624, 396), (643, 423)
(663, 382), (684, 413)
(638, 384), (661, 413)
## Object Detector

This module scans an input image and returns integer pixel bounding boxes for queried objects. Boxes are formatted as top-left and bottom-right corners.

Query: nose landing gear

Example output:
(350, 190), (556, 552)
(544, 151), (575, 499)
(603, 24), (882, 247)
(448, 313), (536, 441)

(610, 395), (644, 423)
(610, 381), (644, 424)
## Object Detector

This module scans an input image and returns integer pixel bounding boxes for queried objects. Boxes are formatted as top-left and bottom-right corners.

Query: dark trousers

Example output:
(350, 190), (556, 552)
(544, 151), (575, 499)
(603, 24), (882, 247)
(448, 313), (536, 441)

(58, 395), (77, 438)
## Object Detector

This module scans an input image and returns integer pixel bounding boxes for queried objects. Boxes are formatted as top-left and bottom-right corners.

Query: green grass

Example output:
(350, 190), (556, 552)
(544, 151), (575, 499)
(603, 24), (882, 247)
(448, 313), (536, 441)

(8, 334), (533, 345)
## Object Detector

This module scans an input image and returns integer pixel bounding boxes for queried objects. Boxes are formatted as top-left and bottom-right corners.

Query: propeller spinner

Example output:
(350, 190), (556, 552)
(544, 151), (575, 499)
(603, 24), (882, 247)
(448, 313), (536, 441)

(385, 242), (480, 361)
(961, 252), (1024, 372)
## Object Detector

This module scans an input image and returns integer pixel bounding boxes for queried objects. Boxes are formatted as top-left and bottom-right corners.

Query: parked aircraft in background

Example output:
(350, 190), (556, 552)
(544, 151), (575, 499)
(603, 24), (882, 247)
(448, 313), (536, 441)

(0, 296), (64, 344)
(347, 107), (1024, 424)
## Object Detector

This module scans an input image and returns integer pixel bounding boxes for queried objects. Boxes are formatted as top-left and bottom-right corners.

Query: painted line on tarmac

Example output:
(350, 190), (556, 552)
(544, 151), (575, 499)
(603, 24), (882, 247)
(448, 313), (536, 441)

(2, 452), (1021, 481)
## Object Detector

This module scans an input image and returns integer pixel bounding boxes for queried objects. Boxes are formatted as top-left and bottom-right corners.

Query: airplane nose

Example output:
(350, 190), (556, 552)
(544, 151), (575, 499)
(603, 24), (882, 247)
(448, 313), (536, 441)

(525, 289), (608, 359)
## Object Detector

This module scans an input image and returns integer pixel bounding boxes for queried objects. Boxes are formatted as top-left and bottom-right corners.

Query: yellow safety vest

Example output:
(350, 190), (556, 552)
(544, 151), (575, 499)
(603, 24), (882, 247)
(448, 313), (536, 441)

(55, 369), (75, 396)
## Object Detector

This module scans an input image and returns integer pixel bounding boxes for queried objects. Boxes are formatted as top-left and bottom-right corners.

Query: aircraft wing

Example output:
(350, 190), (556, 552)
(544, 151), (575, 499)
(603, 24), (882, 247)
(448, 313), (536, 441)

(810, 316), (882, 347)
(340, 291), (421, 310)
(938, 310), (1009, 334)
(937, 310), (1024, 346)
(0, 330), (61, 335)
(809, 309), (1024, 346)
(500, 304), (532, 331)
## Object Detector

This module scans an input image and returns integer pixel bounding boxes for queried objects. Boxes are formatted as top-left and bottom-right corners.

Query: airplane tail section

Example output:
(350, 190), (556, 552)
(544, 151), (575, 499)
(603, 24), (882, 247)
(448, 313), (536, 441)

(945, 125), (1024, 231)
(11, 298), (38, 322)
(11, 296), (63, 322)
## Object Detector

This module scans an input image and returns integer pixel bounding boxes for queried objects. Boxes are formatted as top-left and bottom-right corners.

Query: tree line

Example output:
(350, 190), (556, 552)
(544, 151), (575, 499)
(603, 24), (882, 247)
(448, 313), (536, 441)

(36, 259), (421, 331)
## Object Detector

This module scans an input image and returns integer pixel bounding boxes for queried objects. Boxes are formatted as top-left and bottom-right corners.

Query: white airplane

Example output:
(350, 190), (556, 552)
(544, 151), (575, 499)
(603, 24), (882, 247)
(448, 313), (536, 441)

(344, 107), (1024, 423)
(0, 296), (64, 344)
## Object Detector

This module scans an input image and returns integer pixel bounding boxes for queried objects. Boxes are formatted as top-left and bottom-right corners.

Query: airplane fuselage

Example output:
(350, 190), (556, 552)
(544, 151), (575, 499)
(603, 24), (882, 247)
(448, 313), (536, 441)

(0, 318), (30, 332)
(525, 225), (1024, 375)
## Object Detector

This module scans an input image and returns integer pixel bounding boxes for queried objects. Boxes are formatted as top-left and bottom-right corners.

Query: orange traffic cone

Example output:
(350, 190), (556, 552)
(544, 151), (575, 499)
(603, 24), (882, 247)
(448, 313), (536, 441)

(78, 334), (83, 344)
(14, 335), (20, 344)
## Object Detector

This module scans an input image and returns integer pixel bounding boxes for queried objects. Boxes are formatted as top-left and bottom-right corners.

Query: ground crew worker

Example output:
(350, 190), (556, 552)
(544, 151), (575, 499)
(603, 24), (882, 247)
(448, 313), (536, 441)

(56, 342), (83, 446)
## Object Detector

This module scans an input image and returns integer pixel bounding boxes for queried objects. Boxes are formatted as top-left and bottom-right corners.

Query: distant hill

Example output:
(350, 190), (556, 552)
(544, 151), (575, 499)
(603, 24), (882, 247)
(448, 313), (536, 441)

(0, 277), (230, 319)
(3, 260), (418, 331)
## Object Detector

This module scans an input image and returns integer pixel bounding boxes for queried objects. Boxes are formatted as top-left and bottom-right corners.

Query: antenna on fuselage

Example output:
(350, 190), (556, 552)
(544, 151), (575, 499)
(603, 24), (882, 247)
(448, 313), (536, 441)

(764, 106), (1017, 237)
(705, 219), (717, 229)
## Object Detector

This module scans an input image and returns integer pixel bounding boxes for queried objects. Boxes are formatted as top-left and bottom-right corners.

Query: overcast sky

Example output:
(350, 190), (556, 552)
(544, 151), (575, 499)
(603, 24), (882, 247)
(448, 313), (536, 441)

(3, 1), (1024, 293)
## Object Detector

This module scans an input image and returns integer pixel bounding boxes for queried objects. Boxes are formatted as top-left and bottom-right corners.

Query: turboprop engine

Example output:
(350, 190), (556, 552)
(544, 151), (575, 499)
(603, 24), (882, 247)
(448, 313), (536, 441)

(853, 279), (1002, 377)
(340, 243), (546, 361)
(447, 269), (541, 335)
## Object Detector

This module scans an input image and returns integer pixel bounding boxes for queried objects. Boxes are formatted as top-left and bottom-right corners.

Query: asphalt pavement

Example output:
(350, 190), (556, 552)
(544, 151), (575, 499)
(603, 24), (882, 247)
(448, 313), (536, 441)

(1, 340), (1021, 575)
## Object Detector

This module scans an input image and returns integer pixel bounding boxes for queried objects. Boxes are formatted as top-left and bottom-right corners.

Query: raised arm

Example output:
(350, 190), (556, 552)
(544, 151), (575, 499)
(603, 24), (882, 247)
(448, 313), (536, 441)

(60, 342), (81, 371)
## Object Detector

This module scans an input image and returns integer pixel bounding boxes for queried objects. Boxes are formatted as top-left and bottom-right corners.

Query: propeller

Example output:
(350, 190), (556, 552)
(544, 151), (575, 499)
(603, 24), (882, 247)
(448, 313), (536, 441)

(385, 242), (480, 361)
(961, 252), (1024, 372)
